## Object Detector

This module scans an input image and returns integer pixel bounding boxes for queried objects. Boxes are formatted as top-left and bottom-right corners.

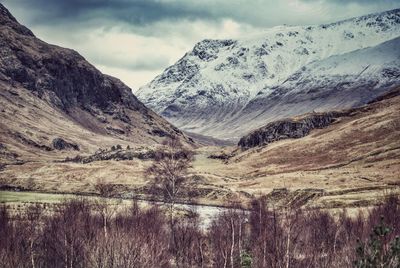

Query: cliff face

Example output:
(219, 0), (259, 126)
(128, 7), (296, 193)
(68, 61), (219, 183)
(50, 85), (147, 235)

(238, 112), (342, 148)
(0, 4), (145, 114)
(0, 4), (33, 36)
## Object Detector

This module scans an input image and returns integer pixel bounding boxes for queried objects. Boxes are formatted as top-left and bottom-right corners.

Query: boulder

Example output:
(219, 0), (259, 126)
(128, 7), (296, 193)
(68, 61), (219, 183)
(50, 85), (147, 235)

(52, 138), (79, 151)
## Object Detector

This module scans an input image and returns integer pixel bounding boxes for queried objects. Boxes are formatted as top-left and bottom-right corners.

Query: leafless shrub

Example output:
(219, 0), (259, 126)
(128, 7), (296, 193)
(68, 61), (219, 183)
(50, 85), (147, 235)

(94, 178), (116, 197)
(209, 202), (247, 268)
(146, 137), (194, 253)
(1, 194), (399, 267)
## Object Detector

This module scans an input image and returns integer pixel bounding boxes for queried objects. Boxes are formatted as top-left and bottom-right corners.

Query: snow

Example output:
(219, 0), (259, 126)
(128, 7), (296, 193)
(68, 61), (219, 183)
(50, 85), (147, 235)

(137, 9), (400, 141)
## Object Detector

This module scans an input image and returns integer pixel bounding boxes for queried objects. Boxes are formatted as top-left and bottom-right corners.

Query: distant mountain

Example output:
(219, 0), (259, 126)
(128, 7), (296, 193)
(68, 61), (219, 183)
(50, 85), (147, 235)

(0, 3), (190, 165)
(238, 87), (400, 149)
(137, 9), (400, 141)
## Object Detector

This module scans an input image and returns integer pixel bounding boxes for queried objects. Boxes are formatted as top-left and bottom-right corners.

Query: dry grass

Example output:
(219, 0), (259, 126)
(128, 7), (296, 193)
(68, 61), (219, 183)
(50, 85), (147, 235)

(1, 92), (399, 209)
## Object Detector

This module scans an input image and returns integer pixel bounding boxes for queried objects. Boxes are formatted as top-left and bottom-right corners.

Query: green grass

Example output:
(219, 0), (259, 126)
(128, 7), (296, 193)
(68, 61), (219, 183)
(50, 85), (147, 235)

(0, 190), (77, 203)
(0, 190), (133, 208)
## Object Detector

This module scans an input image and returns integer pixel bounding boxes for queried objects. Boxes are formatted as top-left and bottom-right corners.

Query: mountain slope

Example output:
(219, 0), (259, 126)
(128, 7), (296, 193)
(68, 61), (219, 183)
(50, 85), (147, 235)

(188, 88), (400, 207)
(238, 87), (400, 149)
(137, 9), (400, 141)
(0, 3), (190, 165)
(230, 87), (400, 181)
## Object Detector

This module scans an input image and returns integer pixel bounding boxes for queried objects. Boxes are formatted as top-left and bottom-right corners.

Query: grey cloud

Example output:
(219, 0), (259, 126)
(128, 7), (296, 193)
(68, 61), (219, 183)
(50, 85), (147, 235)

(303, 0), (399, 3)
(2, 0), (399, 31)
(2, 0), (398, 89)
(1, 0), (215, 26)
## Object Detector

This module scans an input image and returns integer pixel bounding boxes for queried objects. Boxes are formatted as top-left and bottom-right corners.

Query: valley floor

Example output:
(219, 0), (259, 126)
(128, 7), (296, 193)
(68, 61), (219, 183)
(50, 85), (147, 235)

(0, 143), (398, 210)
(1, 90), (399, 210)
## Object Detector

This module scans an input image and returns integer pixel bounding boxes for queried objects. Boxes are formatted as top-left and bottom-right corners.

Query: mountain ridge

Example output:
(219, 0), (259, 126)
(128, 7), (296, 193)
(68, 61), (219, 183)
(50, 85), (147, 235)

(0, 3), (191, 166)
(137, 8), (400, 141)
(238, 86), (400, 149)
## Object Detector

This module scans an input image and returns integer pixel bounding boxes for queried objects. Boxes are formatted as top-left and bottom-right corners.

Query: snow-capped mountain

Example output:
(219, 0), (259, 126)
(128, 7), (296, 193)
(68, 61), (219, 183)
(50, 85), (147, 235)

(136, 9), (400, 141)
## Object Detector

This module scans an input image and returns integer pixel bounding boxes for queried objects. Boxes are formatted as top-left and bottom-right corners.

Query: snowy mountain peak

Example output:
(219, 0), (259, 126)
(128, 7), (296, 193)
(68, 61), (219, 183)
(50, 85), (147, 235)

(137, 9), (400, 141)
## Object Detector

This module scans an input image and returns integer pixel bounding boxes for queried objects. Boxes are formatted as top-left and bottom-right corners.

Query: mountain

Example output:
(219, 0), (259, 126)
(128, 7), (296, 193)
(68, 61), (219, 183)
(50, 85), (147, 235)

(238, 87), (400, 149)
(137, 9), (400, 141)
(0, 3), (190, 165)
(193, 88), (400, 207)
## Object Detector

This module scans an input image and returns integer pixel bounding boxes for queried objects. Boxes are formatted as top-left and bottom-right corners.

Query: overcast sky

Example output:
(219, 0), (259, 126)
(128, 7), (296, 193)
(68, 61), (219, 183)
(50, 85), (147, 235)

(1, 0), (399, 90)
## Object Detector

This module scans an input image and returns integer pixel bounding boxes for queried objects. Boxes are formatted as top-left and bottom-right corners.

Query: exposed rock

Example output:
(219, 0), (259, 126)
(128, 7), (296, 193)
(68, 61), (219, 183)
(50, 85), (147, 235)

(0, 4), (34, 36)
(106, 126), (125, 135)
(238, 112), (342, 148)
(150, 128), (170, 137)
(191, 39), (236, 61)
(0, 143), (7, 150)
(0, 143), (19, 159)
(266, 188), (325, 208)
(208, 151), (234, 160)
(64, 148), (156, 164)
(239, 87), (400, 149)
(0, 10), (146, 114)
(52, 138), (79, 151)
(11, 132), (53, 151)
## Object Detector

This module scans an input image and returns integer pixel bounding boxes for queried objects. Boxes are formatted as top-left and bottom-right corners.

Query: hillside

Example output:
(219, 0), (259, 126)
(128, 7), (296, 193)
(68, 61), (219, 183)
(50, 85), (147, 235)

(191, 88), (400, 207)
(0, 3), (191, 167)
(0, 4), (398, 209)
(2, 88), (399, 208)
(137, 9), (400, 141)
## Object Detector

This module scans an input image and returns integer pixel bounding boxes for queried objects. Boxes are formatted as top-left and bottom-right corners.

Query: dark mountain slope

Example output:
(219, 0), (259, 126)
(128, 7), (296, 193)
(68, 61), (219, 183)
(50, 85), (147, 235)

(0, 3), (191, 164)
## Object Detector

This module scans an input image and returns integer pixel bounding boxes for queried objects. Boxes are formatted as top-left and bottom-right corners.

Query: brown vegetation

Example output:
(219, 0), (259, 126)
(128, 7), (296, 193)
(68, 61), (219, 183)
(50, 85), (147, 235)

(1, 91), (399, 210)
(0, 195), (399, 267)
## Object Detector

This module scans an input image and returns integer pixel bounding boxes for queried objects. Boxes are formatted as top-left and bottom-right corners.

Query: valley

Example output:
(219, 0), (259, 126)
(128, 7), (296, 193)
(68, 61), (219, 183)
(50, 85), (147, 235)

(2, 87), (399, 210)
(0, 3), (399, 266)
(0, 0), (398, 225)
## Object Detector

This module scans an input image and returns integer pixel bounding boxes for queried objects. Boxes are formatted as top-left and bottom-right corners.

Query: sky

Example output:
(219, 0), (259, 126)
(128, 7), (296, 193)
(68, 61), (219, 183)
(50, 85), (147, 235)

(1, 0), (399, 90)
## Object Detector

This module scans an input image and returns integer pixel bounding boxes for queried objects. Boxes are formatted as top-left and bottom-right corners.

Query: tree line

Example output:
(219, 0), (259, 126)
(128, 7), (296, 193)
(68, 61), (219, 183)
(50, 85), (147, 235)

(0, 194), (399, 267)
(1, 138), (399, 267)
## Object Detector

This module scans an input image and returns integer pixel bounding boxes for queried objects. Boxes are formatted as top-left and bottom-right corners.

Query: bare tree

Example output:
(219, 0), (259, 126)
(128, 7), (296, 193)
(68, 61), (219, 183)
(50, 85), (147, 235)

(25, 203), (43, 268)
(146, 137), (194, 250)
(147, 137), (194, 206)
(209, 202), (246, 268)
(94, 179), (118, 238)
(94, 178), (116, 198)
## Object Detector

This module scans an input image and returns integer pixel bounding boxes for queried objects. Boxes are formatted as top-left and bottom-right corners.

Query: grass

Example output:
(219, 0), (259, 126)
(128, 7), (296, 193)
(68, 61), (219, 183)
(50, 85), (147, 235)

(0, 190), (132, 206)
(0, 190), (80, 203)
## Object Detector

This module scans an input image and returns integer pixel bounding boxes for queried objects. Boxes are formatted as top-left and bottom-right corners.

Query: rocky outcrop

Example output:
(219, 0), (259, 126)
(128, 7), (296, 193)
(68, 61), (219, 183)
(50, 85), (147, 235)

(11, 132), (53, 151)
(0, 10), (145, 114)
(64, 147), (156, 164)
(52, 138), (79, 151)
(238, 112), (342, 149)
(238, 87), (400, 149)
(266, 188), (325, 208)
